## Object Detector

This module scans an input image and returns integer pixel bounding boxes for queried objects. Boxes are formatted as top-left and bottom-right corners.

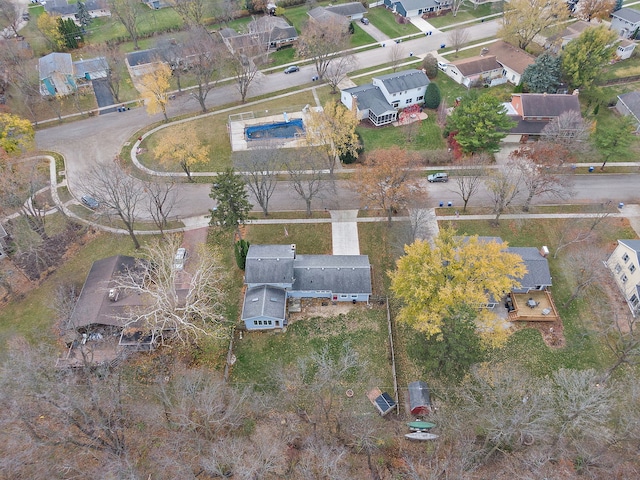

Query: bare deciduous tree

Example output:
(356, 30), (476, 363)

(236, 144), (282, 217)
(84, 161), (145, 249)
(484, 161), (523, 225)
(552, 208), (609, 258)
(111, 236), (228, 345)
(169, 0), (207, 26)
(0, 0), (22, 39)
(228, 45), (264, 103)
(285, 150), (328, 217)
(324, 53), (357, 94)
(451, 0), (466, 17)
(297, 16), (350, 80)
(540, 110), (593, 159)
(144, 179), (178, 235)
(388, 42), (405, 72)
(452, 154), (489, 212)
(448, 27), (470, 56)
(108, 0), (140, 50)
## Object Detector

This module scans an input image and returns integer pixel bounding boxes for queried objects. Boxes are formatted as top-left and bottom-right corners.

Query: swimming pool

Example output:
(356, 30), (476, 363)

(245, 118), (304, 140)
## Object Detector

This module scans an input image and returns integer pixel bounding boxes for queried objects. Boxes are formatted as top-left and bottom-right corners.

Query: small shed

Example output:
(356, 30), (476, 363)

(367, 387), (396, 416)
(408, 380), (432, 416)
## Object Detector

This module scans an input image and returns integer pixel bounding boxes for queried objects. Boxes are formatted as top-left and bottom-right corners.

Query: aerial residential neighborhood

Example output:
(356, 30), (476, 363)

(2, 0), (640, 477)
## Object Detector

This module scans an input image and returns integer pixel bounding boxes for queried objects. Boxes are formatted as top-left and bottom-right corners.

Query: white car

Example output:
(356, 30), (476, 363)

(437, 61), (448, 71)
(174, 248), (187, 270)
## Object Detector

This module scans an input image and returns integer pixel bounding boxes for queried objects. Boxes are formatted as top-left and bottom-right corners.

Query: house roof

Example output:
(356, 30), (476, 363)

(374, 69), (430, 94)
(73, 57), (108, 77)
(451, 55), (502, 76)
(507, 247), (552, 288)
(293, 255), (372, 294)
(325, 2), (367, 16)
(245, 244), (296, 285)
(343, 84), (397, 116)
(612, 7), (640, 24)
(69, 256), (149, 329)
(39, 52), (73, 79)
(408, 381), (431, 411)
(126, 49), (159, 66)
(512, 93), (581, 118)
(307, 6), (347, 23)
(241, 285), (287, 321)
(394, 0), (442, 11)
(485, 40), (535, 75)
(44, 0), (106, 14)
(617, 91), (640, 119)
(619, 239), (640, 257)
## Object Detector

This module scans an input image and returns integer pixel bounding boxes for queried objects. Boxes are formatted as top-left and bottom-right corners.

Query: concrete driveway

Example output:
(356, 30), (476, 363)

(359, 21), (390, 43)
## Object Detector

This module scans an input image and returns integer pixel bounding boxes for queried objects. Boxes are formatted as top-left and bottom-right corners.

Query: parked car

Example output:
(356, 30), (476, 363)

(174, 248), (187, 270)
(81, 195), (99, 209)
(360, 17), (369, 25)
(284, 66), (300, 74)
(437, 61), (448, 71)
(427, 172), (449, 183)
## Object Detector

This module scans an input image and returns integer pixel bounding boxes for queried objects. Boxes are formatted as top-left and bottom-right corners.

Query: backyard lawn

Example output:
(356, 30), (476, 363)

(366, 6), (420, 38)
(357, 112), (446, 151)
(427, 3), (498, 29)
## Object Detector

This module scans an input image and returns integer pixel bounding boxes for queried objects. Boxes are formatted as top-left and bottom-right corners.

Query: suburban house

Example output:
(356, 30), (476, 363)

(610, 7), (640, 39)
(43, 0), (111, 24)
(221, 16), (298, 53)
(615, 91), (640, 131)
(444, 41), (534, 87)
(39, 52), (76, 96)
(322, 2), (368, 20)
(383, 0), (452, 18)
(241, 244), (372, 330)
(125, 49), (165, 86)
(507, 247), (553, 293)
(545, 19), (636, 59)
(307, 6), (349, 26)
(606, 240), (640, 317)
(60, 256), (158, 367)
(340, 69), (430, 126)
(502, 92), (582, 142)
(73, 56), (109, 81)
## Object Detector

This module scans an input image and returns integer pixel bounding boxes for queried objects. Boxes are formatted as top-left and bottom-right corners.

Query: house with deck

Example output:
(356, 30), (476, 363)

(241, 244), (372, 330)
(610, 7), (640, 39)
(606, 240), (640, 317)
(340, 69), (430, 126)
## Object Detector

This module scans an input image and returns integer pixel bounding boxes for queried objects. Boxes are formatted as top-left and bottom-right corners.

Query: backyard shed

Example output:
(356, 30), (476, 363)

(408, 380), (432, 416)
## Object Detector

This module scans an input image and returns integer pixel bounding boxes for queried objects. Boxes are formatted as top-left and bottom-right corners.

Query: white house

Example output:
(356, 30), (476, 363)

(615, 91), (640, 131)
(383, 0), (451, 17)
(340, 69), (430, 126)
(606, 240), (640, 317)
(444, 55), (503, 88)
(610, 7), (640, 39)
(616, 38), (637, 60)
(241, 244), (372, 330)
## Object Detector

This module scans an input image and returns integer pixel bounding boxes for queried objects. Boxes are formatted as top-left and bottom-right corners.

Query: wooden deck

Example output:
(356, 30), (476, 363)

(508, 290), (560, 322)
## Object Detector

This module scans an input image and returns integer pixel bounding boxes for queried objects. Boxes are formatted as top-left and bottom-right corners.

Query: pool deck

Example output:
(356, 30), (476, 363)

(229, 111), (312, 152)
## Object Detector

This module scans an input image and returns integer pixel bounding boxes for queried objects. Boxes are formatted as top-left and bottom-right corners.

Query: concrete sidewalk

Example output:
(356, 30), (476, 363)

(330, 210), (360, 255)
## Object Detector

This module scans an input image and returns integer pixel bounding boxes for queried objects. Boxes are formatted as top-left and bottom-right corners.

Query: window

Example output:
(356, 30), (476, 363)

(392, 101), (399, 108)
(621, 274), (628, 283)
(623, 253), (630, 263)
(405, 98), (412, 104)
(615, 264), (622, 273)
(630, 264), (636, 273)
(631, 294), (639, 307)
(417, 95), (424, 101)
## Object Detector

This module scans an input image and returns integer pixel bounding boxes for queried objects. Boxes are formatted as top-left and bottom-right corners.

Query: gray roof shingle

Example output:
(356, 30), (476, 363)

(617, 91), (640, 118)
(507, 247), (552, 288)
(451, 55), (501, 76)
(293, 255), (372, 294)
(374, 69), (430, 94)
(520, 93), (580, 117)
(39, 52), (73, 78)
(325, 2), (367, 16)
(241, 285), (287, 321)
(245, 244), (296, 285)
(612, 7), (640, 24)
(343, 84), (396, 116)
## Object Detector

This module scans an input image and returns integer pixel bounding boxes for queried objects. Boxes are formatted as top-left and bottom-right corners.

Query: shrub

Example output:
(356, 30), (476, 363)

(424, 83), (441, 109)
(422, 54), (438, 79)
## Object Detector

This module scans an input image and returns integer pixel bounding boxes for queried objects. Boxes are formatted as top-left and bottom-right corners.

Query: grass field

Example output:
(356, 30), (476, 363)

(366, 6), (420, 38)
(357, 112), (446, 151)
(427, 3), (498, 29)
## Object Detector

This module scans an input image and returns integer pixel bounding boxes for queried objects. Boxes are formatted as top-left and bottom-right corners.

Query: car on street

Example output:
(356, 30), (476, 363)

(427, 172), (449, 183)
(284, 66), (300, 74)
(174, 248), (187, 270)
(360, 17), (369, 25)
(81, 195), (99, 209)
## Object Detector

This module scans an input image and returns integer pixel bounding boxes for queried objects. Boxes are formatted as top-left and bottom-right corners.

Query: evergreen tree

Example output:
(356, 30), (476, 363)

(521, 52), (562, 93)
(234, 239), (251, 270)
(614, 0), (623, 11)
(209, 169), (253, 239)
(76, 1), (92, 27)
(57, 17), (83, 49)
(423, 83), (441, 109)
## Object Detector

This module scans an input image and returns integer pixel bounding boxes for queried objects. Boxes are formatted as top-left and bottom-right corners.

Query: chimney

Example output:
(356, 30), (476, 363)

(351, 95), (358, 112)
(540, 246), (549, 258)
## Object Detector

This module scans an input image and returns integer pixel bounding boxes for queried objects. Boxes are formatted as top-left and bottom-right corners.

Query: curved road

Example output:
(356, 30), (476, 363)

(35, 18), (639, 220)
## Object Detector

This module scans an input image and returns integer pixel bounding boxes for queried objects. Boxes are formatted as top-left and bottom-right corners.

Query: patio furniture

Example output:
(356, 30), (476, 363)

(542, 308), (551, 315)
(527, 299), (537, 308)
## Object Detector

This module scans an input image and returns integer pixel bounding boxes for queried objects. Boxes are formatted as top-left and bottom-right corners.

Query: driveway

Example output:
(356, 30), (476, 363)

(409, 16), (441, 34)
(92, 78), (117, 115)
(359, 21), (390, 43)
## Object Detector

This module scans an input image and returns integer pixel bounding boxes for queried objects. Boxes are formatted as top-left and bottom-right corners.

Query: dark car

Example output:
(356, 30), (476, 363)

(81, 195), (99, 209)
(360, 17), (369, 25)
(284, 65), (300, 74)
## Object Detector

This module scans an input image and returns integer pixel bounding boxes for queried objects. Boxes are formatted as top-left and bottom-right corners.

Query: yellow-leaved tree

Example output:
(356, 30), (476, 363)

(389, 227), (526, 344)
(153, 124), (209, 181)
(139, 63), (172, 121)
(499, 0), (569, 50)
(0, 113), (35, 156)
(305, 100), (359, 174)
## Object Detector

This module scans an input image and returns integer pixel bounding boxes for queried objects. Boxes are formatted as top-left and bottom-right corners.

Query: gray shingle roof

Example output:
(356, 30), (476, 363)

(343, 84), (396, 116)
(619, 239), (640, 256)
(374, 69), (430, 94)
(325, 2), (367, 16)
(126, 49), (159, 67)
(245, 244), (296, 285)
(396, 0), (442, 11)
(612, 7), (640, 24)
(241, 285), (287, 321)
(617, 91), (640, 118)
(39, 52), (73, 78)
(293, 255), (372, 294)
(73, 57), (108, 78)
(520, 93), (580, 117)
(451, 55), (502, 76)
(507, 247), (552, 288)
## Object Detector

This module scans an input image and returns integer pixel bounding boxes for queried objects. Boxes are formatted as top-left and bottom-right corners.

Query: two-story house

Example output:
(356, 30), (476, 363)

(383, 0), (452, 18)
(502, 92), (582, 142)
(610, 7), (640, 39)
(606, 240), (640, 317)
(340, 69), (430, 126)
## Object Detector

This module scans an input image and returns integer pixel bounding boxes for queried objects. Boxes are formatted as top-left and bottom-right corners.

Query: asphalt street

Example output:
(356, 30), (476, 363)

(34, 18), (638, 221)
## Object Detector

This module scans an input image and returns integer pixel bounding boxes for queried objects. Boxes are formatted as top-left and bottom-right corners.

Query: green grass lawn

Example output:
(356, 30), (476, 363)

(357, 112), (446, 151)
(427, 3), (498, 29)
(244, 223), (333, 254)
(366, 6), (420, 38)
